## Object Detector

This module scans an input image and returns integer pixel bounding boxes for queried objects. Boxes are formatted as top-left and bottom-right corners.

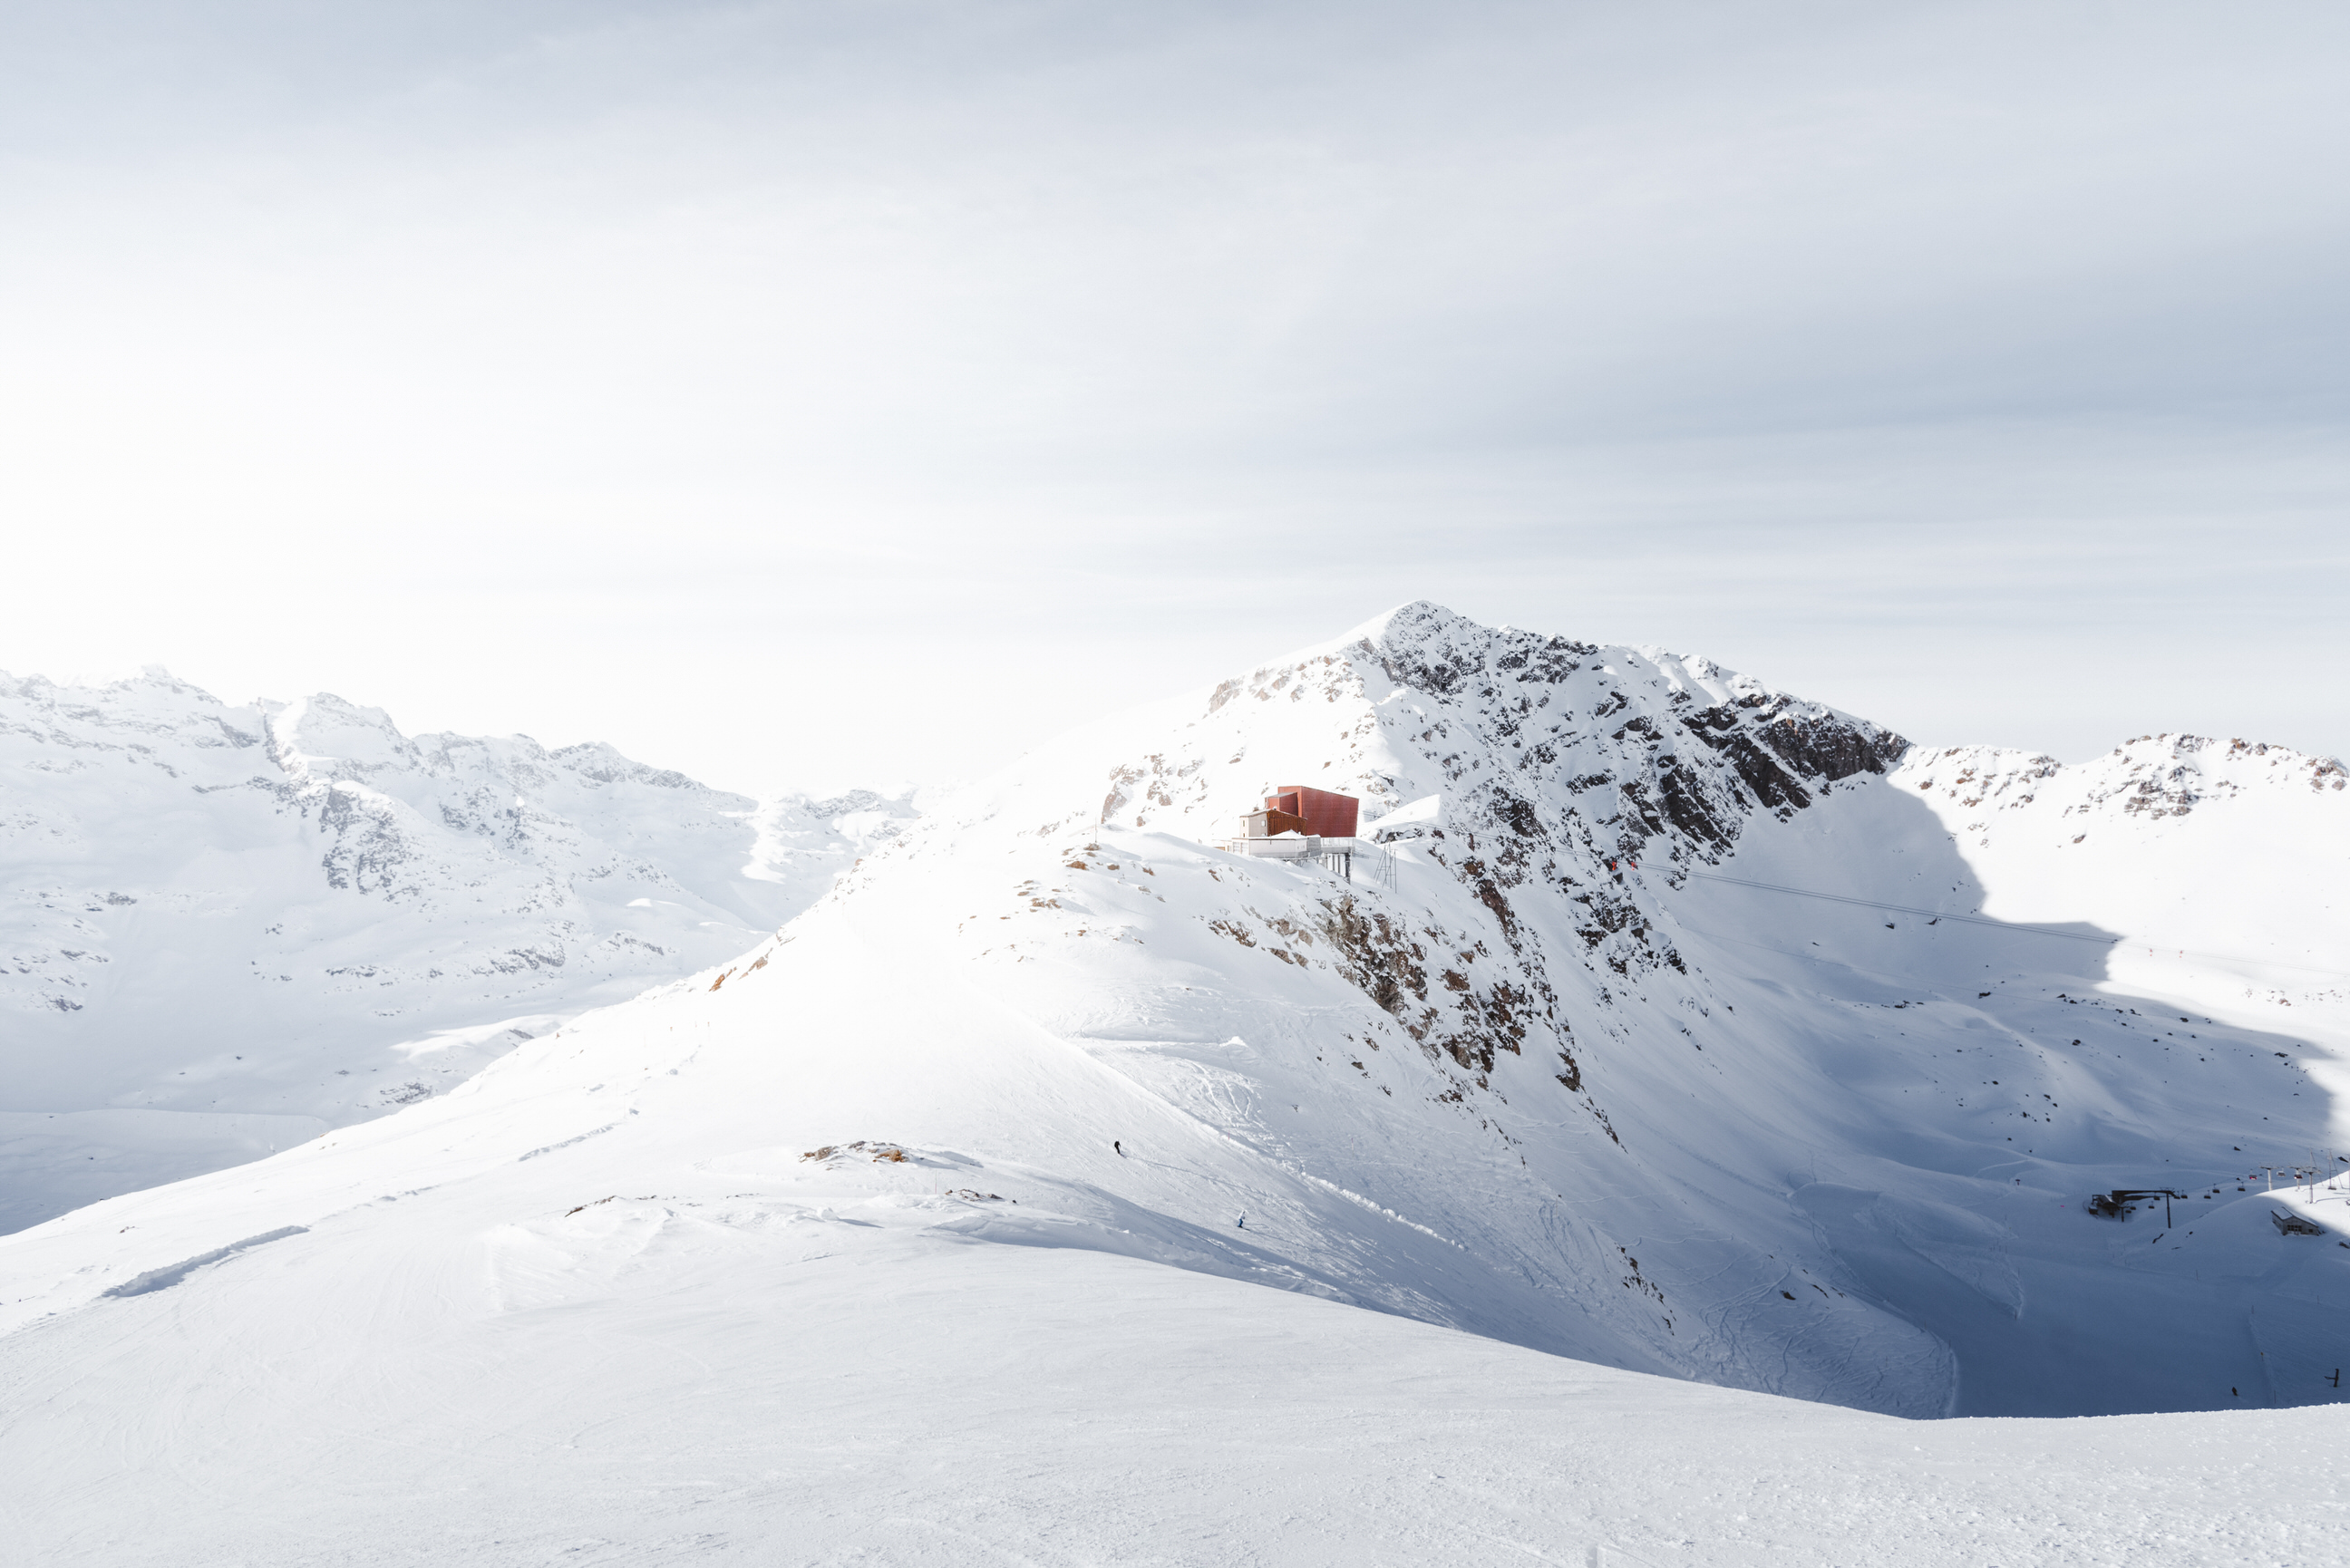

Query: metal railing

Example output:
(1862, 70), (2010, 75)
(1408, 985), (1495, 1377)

(1227, 835), (1396, 887)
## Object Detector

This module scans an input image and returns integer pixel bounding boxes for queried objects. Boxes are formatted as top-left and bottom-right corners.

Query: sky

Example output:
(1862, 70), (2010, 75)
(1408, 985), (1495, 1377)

(3, 1), (2345, 794)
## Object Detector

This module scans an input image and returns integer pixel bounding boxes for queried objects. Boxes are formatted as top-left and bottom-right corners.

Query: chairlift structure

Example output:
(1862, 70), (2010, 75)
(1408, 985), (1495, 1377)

(2083, 1188), (2188, 1226)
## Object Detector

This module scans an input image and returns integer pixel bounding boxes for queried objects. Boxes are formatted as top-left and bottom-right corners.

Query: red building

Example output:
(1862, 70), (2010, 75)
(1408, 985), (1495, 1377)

(1247, 785), (1358, 838)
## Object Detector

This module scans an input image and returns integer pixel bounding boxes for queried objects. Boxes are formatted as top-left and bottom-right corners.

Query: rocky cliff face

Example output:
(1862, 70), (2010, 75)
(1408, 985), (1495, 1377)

(1345, 600), (1907, 973)
(1067, 601), (1908, 1094)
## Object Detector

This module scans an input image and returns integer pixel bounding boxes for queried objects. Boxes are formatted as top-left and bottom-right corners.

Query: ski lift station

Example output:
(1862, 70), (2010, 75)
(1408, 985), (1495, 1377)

(1240, 785), (1359, 841)
(1229, 786), (1390, 884)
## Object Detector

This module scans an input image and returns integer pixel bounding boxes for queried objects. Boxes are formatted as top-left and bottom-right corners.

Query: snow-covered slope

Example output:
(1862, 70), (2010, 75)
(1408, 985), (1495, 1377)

(5, 1187), (2337, 1566)
(0, 668), (916, 1231)
(3, 605), (2345, 1561)
(1892, 733), (2349, 1009)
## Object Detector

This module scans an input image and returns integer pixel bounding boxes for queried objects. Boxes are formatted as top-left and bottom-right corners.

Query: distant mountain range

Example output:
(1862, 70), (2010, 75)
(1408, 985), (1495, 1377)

(0, 667), (916, 1231)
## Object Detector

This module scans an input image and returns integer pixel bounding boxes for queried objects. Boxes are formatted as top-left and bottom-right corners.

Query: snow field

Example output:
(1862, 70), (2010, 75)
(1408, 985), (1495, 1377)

(5, 1160), (2341, 1566)
(5, 603), (2349, 1560)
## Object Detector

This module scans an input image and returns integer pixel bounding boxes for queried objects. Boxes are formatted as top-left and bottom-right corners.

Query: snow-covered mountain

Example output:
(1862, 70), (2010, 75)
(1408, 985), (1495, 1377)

(4, 605), (2344, 1563)
(0, 668), (918, 1231)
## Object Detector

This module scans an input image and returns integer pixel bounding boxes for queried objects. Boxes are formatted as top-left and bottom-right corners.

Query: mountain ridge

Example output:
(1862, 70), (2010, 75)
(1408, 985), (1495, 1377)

(0, 665), (918, 1232)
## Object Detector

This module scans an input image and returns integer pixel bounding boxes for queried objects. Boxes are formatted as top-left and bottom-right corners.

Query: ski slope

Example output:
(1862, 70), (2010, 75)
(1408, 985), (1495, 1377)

(3, 605), (2345, 1561)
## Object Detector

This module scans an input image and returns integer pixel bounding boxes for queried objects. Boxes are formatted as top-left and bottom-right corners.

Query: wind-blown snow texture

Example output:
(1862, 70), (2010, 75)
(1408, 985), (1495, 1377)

(4, 605), (2345, 1563)
(0, 668), (915, 1231)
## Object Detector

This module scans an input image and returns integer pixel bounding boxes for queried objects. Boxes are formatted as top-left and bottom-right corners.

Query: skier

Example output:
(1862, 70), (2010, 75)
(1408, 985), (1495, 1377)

(1237, 1213), (1246, 1230)
(1113, 1140), (1122, 1157)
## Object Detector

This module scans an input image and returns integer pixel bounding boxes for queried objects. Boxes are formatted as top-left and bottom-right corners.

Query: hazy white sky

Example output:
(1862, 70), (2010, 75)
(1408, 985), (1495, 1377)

(5, 1), (2345, 792)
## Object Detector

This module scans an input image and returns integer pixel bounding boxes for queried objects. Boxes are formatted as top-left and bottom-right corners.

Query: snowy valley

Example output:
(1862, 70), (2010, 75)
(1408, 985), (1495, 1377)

(0, 668), (916, 1232)
(4, 605), (2345, 1565)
